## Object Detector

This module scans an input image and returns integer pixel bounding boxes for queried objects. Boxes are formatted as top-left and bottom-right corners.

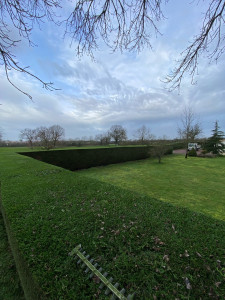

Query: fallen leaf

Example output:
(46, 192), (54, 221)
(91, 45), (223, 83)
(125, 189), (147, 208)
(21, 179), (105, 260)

(152, 246), (161, 252)
(92, 275), (100, 284)
(184, 250), (190, 257)
(184, 277), (192, 290)
(196, 252), (202, 257)
(163, 254), (170, 262)
(215, 282), (221, 288)
(205, 265), (211, 271)
(154, 237), (165, 245)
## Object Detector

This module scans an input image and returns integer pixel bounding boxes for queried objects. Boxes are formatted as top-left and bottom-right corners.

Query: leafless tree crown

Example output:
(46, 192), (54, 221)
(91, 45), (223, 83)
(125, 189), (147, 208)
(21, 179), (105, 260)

(20, 124), (65, 149)
(178, 106), (202, 142)
(134, 125), (154, 144)
(109, 124), (127, 144)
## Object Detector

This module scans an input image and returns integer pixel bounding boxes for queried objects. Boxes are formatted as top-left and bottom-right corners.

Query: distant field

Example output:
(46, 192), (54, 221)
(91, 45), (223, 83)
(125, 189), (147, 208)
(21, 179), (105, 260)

(79, 154), (225, 221)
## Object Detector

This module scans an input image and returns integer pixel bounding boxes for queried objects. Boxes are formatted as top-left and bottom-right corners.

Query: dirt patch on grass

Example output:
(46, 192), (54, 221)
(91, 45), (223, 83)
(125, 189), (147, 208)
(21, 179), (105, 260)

(173, 149), (203, 155)
(173, 149), (186, 154)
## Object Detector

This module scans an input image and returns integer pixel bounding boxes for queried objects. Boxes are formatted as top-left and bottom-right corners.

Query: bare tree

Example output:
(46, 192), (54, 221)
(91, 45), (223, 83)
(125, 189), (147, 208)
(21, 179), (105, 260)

(178, 106), (202, 158)
(109, 125), (127, 144)
(150, 141), (171, 163)
(1, 0), (225, 97)
(49, 125), (65, 148)
(36, 126), (52, 149)
(36, 125), (65, 149)
(95, 132), (110, 145)
(20, 128), (37, 148)
(134, 125), (154, 144)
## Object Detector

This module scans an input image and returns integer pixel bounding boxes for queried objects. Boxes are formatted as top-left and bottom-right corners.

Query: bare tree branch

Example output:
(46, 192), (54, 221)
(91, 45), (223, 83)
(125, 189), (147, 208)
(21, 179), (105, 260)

(65, 0), (166, 56)
(165, 0), (225, 90)
(0, 0), (61, 99)
(1, 0), (225, 97)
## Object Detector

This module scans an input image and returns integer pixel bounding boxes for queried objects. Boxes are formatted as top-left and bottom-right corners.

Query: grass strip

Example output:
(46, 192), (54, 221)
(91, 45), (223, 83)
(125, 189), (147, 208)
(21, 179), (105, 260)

(79, 154), (225, 221)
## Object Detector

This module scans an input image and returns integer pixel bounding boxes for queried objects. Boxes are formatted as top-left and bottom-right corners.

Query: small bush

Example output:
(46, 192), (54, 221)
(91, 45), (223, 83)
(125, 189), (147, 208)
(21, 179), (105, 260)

(164, 147), (173, 155)
(188, 148), (197, 156)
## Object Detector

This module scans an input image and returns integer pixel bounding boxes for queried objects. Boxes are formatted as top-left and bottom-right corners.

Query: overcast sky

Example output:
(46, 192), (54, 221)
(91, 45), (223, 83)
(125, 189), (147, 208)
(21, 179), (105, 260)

(0, 0), (225, 141)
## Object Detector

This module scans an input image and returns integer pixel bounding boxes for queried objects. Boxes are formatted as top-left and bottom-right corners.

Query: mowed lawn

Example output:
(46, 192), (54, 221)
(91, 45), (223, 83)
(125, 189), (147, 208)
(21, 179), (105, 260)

(79, 154), (225, 221)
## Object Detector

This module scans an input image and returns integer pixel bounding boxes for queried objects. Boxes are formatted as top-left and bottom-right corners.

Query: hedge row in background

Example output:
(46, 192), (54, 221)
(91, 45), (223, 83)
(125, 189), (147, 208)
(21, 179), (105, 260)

(19, 146), (151, 171)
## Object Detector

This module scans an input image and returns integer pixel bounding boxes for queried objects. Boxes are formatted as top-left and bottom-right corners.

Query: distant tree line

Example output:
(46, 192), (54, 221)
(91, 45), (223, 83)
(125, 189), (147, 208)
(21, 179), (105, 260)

(20, 125), (65, 150)
(2, 119), (224, 158)
(0, 128), (2, 141)
(95, 124), (155, 146)
(18, 124), (155, 149)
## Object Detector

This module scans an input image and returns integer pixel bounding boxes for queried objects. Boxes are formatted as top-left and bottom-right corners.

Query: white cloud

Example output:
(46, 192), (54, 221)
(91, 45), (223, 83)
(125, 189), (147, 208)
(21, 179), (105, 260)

(1, 1), (225, 140)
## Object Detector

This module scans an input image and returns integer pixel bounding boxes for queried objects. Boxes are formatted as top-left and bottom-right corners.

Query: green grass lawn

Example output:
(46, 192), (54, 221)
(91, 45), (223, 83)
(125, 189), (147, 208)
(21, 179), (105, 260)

(79, 154), (225, 221)
(0, 147), (224, 299)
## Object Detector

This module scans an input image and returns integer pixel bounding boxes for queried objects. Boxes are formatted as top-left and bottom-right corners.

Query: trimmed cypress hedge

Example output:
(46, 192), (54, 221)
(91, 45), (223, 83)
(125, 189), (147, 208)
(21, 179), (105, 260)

(19, 147), (150, 171)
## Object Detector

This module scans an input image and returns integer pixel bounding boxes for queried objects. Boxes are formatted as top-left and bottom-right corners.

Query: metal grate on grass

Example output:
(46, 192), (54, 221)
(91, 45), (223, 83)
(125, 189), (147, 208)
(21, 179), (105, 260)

(69, 244), (135, 300)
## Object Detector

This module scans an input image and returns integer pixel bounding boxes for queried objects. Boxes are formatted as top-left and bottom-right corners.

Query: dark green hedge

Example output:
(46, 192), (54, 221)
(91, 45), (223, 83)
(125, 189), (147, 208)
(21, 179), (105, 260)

(170, 142), (186, 150)
(19, 147), (150, 171)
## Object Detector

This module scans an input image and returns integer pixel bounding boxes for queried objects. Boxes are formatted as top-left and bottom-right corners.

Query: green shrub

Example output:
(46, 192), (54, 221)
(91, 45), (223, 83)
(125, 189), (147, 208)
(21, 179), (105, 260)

(188, 148), (197, 156)
(164, 147), (173, 155)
